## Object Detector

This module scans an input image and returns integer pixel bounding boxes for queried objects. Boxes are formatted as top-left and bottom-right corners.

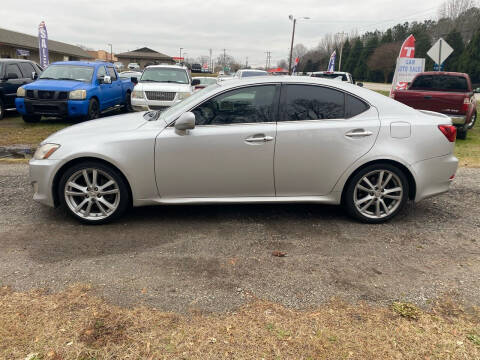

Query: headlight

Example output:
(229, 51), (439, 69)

(69, 90), (87, 100)
(131, 90), (144, 99)
(177, 92), (191, 100)
(33, 143), (60, 160)
(17, 87), (26, 97)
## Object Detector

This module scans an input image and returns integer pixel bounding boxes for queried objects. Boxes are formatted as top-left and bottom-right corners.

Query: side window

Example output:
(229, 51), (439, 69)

(345, 94), (369, 118)
(192, 85), (277, 125)
(282, 84), (344, 121)
(97, 66), (106, 80)
(107, 67), (117, 80)
(6, 64), (22, 79)
(18, 62), (35, 77)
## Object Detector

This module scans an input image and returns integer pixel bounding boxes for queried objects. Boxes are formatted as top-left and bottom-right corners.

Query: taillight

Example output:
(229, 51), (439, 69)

(461, 96), (471, 113)
(438, 125), (457, 142)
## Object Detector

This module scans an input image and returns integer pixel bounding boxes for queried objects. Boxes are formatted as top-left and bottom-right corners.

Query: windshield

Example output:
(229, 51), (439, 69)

(144, 84), (220, 121)
(311, 73), (348, 81)
(241, 71), (268, 77)
(39, 65), (94, 82)
(410, 75), (469, 92)
(140, 67), (189, 84)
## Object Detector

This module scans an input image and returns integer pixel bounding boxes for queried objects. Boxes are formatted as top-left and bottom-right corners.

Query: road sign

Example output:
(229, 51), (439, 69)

(427, 38), (453, 66)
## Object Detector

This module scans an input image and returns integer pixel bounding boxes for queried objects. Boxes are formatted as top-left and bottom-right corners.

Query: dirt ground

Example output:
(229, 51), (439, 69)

(0, 163), (479, 314)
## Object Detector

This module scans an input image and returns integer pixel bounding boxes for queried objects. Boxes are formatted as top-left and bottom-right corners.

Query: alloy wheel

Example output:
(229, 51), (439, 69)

(64, 168), (120, 221)
(353, 169), (403, 220)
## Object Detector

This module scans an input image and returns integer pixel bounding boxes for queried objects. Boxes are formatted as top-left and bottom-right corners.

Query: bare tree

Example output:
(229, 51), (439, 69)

(293, 44), (308, 60)
(438, 0), (477, 19)
(277, 59), (288, 69)
(367, 42), (401, 83)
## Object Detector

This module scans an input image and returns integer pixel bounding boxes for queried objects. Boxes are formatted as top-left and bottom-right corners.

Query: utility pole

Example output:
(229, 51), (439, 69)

(265, 51), (271, 70)
(209, 48), (212, 72)
(179, 48), (183, 59)
(337, 32), (346, 71)
(108, 43), (113, 62)
(245, 56), (248, 68)
(222, 48), (227, 71)
(288, 18), (296, 75)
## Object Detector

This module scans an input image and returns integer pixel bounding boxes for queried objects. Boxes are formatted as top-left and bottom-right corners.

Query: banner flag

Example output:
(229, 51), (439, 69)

(327, 50), (336, 72)
(390, 35), (416, 96)
(38, 21), (49, 68)
(292, 57), (299, 73)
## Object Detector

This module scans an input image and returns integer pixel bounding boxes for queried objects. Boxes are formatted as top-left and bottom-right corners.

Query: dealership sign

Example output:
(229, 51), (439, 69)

(394, 58), (425, 89)
(38, 21), (49, 68)
(16, 49), (30, 56)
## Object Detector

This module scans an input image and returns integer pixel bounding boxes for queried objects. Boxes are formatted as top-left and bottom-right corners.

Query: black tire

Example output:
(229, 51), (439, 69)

(85, 98), (100, 121)
(0, 98), (5, 120)
(22, 114), (41, 123)
(344, 163), (409, 224)
(122, 92), (133, 113)
(58, 161), (130, 224)
(456, 127), (467, 140)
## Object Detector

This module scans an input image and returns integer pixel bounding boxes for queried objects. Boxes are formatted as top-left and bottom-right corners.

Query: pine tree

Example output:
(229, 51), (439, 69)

(344, 38), (363, 75)
(354, 34), (379, 81)
(458, 28), (480, 83)
(444, 28), (464, 71)
(339, 39), (351, 72)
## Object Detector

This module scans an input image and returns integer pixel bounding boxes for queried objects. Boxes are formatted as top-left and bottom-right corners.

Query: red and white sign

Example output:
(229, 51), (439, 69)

(390, 35), (417, 96)
(172, 57), (184, 61)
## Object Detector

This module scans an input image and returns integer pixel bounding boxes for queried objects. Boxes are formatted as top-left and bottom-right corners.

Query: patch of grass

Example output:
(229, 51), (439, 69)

(0, 115), (69, 147)
(1, 285), (480, 359)
(392, 302), (421, 320)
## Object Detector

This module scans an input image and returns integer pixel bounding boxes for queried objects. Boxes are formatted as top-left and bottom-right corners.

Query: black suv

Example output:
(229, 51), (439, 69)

(0, 59), (43, 119)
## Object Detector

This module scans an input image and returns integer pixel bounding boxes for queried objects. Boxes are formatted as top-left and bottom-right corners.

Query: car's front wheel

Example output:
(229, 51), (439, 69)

(0, 98), (5, 120)
(122, 92), (132, 113)
(58, 161), (130, 224)
(85, 98), (100, 120)
(344, 164), (409, 223)
(22, 114), (41, 123)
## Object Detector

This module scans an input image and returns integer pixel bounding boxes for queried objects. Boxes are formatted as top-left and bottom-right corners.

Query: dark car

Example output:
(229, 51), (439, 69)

(0, 59), (43, 119)
(191, 63), (202, 73)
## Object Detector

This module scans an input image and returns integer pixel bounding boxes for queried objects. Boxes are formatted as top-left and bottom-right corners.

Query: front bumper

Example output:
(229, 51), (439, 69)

(29, 158), (61, 207)
(131, 97), (181, 112)
(412, 154), (458, 202)
(15, 98), (90, 117)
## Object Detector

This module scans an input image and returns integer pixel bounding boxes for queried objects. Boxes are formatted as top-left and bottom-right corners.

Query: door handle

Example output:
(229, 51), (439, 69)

(345, 129), (373, 138)
(245, 135), (274, 143)
(424, 95), (432, 99)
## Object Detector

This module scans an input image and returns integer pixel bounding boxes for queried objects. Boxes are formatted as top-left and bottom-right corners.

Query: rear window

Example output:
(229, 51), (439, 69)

(311, 73), (348, 81)
(410, 75), (469, 92)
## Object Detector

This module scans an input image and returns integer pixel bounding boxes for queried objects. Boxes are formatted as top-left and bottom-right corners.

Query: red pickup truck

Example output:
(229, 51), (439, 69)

(392, 72), (478, 139)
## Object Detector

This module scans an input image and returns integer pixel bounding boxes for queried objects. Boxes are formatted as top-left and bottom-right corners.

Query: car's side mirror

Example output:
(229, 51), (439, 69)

(31, 71), (38, 80)
(6, 73), (18, 80)
(474, 87), (480, 94)
(103, 75), (112, 84)
(174, 112), (196, 133)
(356, 82), (364, 87)
(131, 77), (138, 84)
(191, 79), (200, 86)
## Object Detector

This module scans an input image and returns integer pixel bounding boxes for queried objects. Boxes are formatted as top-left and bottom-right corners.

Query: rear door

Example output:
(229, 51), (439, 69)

(274, 84), (380, 196)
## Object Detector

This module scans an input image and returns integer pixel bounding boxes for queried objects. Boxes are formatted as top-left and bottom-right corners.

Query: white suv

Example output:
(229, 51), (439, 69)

(131, 65), (196, 111)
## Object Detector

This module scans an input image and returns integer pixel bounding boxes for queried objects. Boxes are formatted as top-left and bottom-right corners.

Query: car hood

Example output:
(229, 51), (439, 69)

(135, 82), (192, 93)
(44, 112), (149, 143)
(24, 79), (89, 91)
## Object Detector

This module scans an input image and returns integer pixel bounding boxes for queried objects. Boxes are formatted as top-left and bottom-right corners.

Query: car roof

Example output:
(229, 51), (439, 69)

(311, 71), (350, 75)
(145, 64), (188, 70)
(50, 61), (110, 67)
(415, 71), (469, 77)
(239, 69), (267, 72)
(0, 58), (35, 63)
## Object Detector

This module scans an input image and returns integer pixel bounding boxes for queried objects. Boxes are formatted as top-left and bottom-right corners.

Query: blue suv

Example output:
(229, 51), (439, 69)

(15, 61), (134, 122)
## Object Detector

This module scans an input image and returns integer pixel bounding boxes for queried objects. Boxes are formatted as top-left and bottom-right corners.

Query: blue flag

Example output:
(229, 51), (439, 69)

(38, 21), (49, 68)
(327, 50), (336, 72)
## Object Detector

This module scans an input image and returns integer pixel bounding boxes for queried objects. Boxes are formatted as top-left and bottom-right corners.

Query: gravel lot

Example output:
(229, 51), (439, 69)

(1, 163), (479, 313)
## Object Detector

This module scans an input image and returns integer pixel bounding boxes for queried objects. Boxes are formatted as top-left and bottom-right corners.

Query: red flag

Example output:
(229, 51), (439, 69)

(399, 35), (415, 58)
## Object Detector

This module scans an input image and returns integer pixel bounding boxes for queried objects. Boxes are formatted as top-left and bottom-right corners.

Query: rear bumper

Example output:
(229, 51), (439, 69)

(15, 98), (89, 117)
(450, 115), (467, 126)
(413, 154), (458, 202)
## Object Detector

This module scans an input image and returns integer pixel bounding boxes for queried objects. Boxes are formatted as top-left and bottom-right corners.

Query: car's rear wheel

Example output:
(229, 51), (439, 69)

(345, 164), (409, 223)
(58, 161), (129, 224)
(22, 114), (41, 123)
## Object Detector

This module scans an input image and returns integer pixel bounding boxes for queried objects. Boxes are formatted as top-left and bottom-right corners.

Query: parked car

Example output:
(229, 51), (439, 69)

(130, 64), (199, 112)
(191, 63), (202, 73)
(392, 71), (478, 139)
(234, 69), (268, 78)
(15, 61), (134, 122)
(310, 71), (363, 86)
(113, 62), (125, 71)
(128, 63), (140, 70)
(0, 59), (43, 119)
(29, 76), (458, 224)
(119, 70), (142, 81)
(192, 76), (217, 91)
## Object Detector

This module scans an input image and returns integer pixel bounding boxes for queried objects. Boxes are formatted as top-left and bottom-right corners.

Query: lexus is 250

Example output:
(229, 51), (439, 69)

(29, 76), (458, 224)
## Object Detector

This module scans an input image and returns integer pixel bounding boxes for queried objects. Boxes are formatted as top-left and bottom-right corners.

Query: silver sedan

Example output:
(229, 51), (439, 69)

(30, 76), (459, 224)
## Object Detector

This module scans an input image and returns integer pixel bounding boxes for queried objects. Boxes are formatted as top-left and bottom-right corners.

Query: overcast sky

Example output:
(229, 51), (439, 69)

(1, 0), (443, 67)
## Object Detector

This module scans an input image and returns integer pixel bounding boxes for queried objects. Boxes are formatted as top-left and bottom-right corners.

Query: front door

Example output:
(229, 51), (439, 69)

(4, 63), (25, 108)
(96, 65), (113, 110)
(155, 84), (279, 198)
(274, 84), (380, 196)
